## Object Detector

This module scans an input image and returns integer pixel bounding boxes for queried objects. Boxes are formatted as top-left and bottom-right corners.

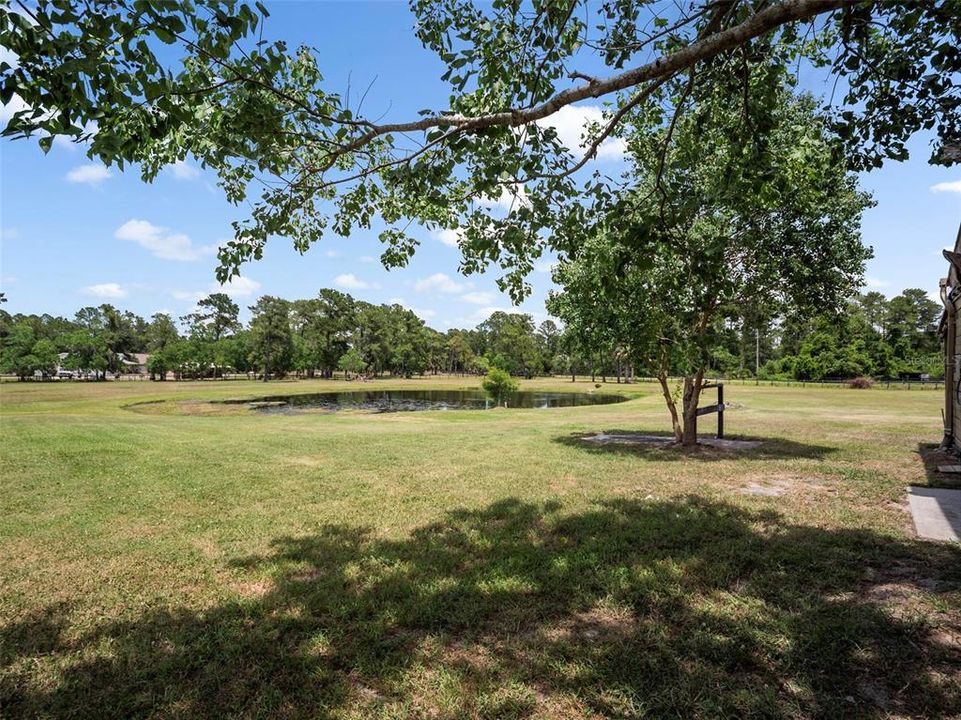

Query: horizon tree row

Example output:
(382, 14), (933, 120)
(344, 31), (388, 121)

(0, 285), (941, 384)
(0, 293), (565, 381)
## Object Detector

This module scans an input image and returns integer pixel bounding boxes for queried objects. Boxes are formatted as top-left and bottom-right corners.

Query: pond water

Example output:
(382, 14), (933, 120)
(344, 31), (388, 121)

(218, 389), (628, 414)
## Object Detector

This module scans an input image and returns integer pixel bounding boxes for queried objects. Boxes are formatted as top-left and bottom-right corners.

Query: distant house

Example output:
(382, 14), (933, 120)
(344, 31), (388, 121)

(938, 222), (961, 451)
(120, 353), (150, 376)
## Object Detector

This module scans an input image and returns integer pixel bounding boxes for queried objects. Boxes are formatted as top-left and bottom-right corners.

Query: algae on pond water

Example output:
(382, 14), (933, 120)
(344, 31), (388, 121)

(216, 389), (628, 414)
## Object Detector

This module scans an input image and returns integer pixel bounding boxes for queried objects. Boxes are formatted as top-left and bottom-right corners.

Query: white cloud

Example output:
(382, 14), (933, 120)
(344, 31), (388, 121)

(460, 291), (496, 305)
(863, 277), (890, 289)
(481, 185), (531, 213)
(414, 272), (466, 293)
(358, 255), (376, 263)
(463, 305), (513, 325)
(1, 92), (90, 149)
(171, 275), (261, 303)
(65, 163), (111, 185)
(334, 273), (379, 290)
(410, 307), (437, 320)
(432, 228), (463, 247)
(0, 44), (18, 71)
(536, 104), (626, 162)
(82, 283), (128, 299)
(325, 249), (343, 258)
(0, 94), (27, 125)
(0, 227), (18, 241)
(214, 275), (260, 298)
(169, 160), (200, 180)
(114, 219), (216, 262)
(0, 276), (17, 285)
(172, 289), (204, 303)
(534, 259), (556, 274)
(931, 180), (961, 194)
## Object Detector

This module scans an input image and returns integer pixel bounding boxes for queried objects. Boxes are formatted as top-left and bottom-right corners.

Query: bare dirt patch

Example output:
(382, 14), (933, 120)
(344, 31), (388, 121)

(124, 399), (252, 417)
(231, 578), (273, 598)
(441, 640), (495, 672)
(738, 472), (831, 498)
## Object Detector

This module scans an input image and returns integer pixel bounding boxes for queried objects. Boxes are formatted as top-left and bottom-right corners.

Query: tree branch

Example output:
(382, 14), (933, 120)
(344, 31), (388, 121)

(332, 0), (864, 156)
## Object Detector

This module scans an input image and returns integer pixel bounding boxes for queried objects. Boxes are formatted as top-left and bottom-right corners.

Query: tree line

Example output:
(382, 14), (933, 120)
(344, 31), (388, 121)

(0, 292), (564, 381)
(0, 285), (940, 384)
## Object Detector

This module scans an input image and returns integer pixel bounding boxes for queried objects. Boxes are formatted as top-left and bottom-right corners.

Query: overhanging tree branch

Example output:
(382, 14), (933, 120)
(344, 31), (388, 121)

(330, 0), (865, 160)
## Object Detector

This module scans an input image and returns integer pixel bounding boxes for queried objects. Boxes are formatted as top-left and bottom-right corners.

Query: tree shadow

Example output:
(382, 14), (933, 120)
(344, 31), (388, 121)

(554, 429), (837, 462)
(3, 498), (959, 718)
(915, 442), (961, 489)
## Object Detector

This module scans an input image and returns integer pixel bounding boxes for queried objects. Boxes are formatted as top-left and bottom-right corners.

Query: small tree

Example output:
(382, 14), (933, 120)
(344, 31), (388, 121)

(146, 351), (171, 381)
(482, 368), (519, 407)
(550, 86), (872, 445)
(337, 348), (366, 379)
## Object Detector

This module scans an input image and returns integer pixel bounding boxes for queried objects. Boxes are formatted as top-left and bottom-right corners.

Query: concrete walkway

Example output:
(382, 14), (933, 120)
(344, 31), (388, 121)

(908, 487), (961, 542)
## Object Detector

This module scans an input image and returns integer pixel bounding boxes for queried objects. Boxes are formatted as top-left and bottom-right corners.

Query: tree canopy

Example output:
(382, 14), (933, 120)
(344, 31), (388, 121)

(2, 0), (958, 296)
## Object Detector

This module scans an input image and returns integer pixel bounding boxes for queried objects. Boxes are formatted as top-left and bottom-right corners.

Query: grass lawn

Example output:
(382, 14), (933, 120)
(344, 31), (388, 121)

(1, 376), (959, 719)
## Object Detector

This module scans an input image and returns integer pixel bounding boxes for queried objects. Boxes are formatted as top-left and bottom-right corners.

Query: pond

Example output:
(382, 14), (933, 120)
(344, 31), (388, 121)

(217, 389), (629, 414)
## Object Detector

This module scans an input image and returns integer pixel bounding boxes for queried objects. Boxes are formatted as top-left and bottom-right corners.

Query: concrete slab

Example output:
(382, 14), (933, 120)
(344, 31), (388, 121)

(907, 487), (961, 542)
(581, 433), (762, 451)
(937, 465), (961, 474)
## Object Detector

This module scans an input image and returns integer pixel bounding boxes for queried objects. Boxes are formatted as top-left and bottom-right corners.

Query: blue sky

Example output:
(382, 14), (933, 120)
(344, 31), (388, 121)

(1, 1), (960, 329)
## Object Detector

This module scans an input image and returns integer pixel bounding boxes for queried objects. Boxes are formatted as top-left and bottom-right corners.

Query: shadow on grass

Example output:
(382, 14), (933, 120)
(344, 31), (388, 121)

(3, 498), (960, 718)
(915, 442), (961, 489)
(554, 429), (837, 461)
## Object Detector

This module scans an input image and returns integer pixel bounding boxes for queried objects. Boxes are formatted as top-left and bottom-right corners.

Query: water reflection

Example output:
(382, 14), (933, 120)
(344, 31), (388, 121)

(218, 389), (628, 414)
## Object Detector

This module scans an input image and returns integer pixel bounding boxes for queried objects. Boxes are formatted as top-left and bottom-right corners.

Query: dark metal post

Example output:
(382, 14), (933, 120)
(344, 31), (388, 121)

(717, 383), (724, 439)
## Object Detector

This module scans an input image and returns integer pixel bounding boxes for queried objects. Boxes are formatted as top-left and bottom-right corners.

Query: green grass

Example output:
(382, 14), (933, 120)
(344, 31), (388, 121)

(1, 376), (959, 719)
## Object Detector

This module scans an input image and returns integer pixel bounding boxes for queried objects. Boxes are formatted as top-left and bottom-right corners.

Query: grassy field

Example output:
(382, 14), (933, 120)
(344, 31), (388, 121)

(1, 376), (959, 719)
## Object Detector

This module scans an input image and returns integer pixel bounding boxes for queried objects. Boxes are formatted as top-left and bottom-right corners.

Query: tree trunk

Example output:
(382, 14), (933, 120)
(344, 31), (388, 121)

(680, 371), (705, 446)
(657, 368), (683, 443)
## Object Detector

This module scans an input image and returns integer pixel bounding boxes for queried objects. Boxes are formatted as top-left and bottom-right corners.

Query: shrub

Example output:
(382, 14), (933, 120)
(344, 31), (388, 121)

(482, 368), (519, 405)
(847, 376), (874, 389)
